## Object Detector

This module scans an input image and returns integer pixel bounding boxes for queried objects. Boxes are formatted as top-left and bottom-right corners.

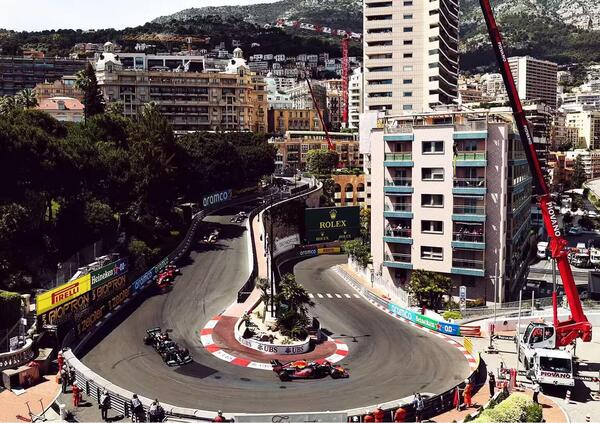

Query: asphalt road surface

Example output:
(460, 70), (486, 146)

(82, 210), (469, 413)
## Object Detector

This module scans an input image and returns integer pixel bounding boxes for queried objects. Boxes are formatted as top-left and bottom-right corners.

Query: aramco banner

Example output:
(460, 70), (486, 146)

(304, 206), (360, 244)
(202, 189), (232, 209)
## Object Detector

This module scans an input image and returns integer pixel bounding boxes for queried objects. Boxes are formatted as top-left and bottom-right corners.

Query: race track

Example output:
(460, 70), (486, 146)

(82, 209), (469, 413)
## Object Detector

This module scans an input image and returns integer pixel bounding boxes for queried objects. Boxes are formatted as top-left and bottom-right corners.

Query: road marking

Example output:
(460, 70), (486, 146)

(308, 293), (314, 298)
(335, 293), (342, 298)
(353, 294), (360, 298)
(326, 293), (333, 298)
(317, 293), (324, 298)
(344, 294), (351, 298)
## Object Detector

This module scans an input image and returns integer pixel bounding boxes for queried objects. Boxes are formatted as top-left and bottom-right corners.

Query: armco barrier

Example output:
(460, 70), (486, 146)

(387, 301), (462, 336)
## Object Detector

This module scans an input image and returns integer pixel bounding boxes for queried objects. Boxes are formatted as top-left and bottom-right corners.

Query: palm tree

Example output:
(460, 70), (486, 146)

(0, 95), (18, 115)
(278, 273), (314, 318)
(16, 88), (38, 109)
(256, 278), (271, 322)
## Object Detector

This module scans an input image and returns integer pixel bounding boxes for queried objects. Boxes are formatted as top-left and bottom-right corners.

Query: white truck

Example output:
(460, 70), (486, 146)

(537, 241), (548, 260)
(518, 322), (575, 387)
(590, 247), (600, 267)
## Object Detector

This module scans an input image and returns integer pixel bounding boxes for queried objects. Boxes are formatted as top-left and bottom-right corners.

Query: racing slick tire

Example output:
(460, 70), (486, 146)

(278, 372), (291, 382)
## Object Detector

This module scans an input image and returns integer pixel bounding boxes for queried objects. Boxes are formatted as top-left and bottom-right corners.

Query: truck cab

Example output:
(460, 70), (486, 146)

(528, 349), (574, 387)
(537, 242), (548, 260)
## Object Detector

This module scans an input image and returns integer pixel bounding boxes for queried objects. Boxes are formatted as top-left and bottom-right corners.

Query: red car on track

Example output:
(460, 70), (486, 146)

(270, 359), (349, 381)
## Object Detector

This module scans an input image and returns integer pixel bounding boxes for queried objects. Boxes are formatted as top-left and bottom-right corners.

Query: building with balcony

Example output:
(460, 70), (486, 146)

(363, 0), (459, 113)
(508, 56), (558, 109)
(368, 111), (532, 302)
(33, 76), (83, 101)
(94, 44), (267, 132)
(565, 110), (600, 150)
(565, 149), (600, 181)
(270, 131), (362, 173)
(349, 68), (363, 129)
(267, 108), (323, 133)
(333, 173), (367, 206)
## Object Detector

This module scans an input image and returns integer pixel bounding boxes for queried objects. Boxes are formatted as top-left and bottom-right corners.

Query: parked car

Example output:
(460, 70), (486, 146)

(568, 227), (581, 235)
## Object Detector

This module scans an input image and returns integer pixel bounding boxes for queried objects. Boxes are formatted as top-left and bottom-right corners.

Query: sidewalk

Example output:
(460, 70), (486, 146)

(0, 374), (60, 422)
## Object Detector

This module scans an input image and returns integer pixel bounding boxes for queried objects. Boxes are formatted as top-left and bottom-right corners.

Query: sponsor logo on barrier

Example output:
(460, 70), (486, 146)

(91, 258), (128, 288)
(202, 189), (232, 208)
(299, 249), (318, 257)
(317, 247), (341, 255)
(388, 302), (461, 336)
(36, 274), (91, 315)
(274, 234), (300, 256)
(91, 275), (128, 303)
(133, 268), (155, 293)
(38, 292), (91, 326)
(235, 330), (309, 355)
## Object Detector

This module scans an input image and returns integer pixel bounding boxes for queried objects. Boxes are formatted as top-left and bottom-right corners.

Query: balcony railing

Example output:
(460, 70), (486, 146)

(384, 178), (412, 187)
(453, 232), (484, 243)
(454, 120), (487, 132)
(453, 206), (485, 215)
(385, 203), (412, 212)
(385, 152), (412, 161)
(453, 177), (485, 188)
(384, 125), (413, 134)
(455, 151), (486, 161)
(452, 258), (485, 270)
(384, 252), (412, 263)
(385, 228), (412, 238)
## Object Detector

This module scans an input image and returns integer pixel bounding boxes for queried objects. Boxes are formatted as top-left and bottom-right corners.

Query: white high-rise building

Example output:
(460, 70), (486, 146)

(508, 56), (558, 109)
(363, 0), (459, 114)
(349, 68), (363, 129)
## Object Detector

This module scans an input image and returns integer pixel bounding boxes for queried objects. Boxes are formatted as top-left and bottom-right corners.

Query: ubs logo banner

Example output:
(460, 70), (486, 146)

(304, 206), (360, 244)
(36, 274), (91, 315)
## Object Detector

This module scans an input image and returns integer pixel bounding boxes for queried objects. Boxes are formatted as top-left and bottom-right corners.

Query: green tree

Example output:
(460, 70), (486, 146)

(15, 89), (38, 109)
(76, 62), (105, 121)
(256, 278), (270, 322)
(407, 270), (453, 311)
(360, 205), (371, 242)
(306, 149), (339, 176)
(276, 273), (314, 339)
(572, 155), (587, 188)
(343, 239), (371, 268)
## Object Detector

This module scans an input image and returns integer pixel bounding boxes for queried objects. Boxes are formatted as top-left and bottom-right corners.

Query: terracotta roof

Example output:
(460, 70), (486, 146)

(37, 97), (84, 111)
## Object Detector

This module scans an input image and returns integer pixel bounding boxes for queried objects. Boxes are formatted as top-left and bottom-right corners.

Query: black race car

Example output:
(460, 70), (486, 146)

(144, 327), (192, 366)
(271, 359), (349, 381)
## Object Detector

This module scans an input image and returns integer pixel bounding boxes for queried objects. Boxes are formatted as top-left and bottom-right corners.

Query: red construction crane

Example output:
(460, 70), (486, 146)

(341, 36), (349, 126)
(479, 0), (592, 346)
(304, 76), (335, 152)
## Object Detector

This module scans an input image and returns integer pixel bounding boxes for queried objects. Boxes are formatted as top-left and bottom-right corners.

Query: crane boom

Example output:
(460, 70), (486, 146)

(479, 0), (592, 346)
(305, 77), (335, 152)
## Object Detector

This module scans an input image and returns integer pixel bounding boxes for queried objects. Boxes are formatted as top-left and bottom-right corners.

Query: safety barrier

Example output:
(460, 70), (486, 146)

(0, 338), (35, 371)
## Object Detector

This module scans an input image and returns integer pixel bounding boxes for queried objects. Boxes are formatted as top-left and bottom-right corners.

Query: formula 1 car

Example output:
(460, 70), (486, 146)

(201, 229), (219, 244)
(155, 271), (174, 293)
(144, 327), (193, 366)
(270, 359), (349, 381)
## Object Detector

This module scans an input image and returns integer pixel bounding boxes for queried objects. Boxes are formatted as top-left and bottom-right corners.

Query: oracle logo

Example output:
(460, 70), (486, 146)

(51, 283), (80, 304)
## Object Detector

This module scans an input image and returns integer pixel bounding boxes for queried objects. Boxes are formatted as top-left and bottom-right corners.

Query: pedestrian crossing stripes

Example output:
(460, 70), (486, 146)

(308, 293), (362, 299)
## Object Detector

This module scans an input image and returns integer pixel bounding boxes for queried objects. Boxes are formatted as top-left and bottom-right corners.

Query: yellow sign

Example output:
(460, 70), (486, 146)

(318, 247), (342, 255)
(463, 336), (473, 355)
(36, 274), (91, 315)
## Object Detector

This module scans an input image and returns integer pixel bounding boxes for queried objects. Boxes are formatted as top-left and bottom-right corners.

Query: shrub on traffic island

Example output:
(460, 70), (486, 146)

(472, 393), (542, 423)
(443, 310), (462, 321)
(0, 290), (22, 330)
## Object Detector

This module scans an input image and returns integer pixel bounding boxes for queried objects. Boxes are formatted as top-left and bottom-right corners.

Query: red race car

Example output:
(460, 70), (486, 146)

(155, 271), (174, 293)
(271, 359), (349, 381)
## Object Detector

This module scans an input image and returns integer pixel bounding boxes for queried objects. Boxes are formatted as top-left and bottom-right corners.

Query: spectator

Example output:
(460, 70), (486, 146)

(393, 406), (407, 423)
(72, 381), (81, 407)
(373, 405), (385, 422)
(130, 394), (143, 423)
(100, 389), (111, 422)
(57, 352), (64, 374)
(60, 366), (68, 394)
(363, 410), (374, 422)
(414, 394), (424, 423)
(464, 381), (473, 408)
(213, 410), (226, 422)
(533, 382), (540, 404)
(488, 371), (496, 397)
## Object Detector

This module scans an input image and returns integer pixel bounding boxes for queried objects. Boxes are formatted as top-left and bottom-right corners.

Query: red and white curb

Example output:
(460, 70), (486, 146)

(333, 267), (479, 372)
(199, 315), (349, 371)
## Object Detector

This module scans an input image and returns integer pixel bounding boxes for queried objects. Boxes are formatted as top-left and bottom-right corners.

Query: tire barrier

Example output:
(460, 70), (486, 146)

(460, 325), (482, 337)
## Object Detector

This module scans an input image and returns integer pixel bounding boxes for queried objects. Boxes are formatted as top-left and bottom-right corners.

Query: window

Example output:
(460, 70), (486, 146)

(421, 246), (443, 260)
(403, 65), (413, 72)
(421, 194), (443, 207)
(367, 40), (393, 47)
(403, 27), (413, 32)
(403, 79), (413, 84)
(403, 14), (413, 19)
(368, 66), (393, 72)
(367, 28), (393, 34)
(368, 53), (393, 59)
(369, 105), (392, 111)
(368, 92), (393, 98)
(403, 0), (413, 5)
(421, 220), (443, 234)
(422, 141), (444, 154)
(403, 91), (413, 97)
(367, 14), (393, 21)
(403, 53), (413, 58)
(366, 1), (393, 6)
(403, 104), (413, 111)
(403, 40), (413, 45)
(368, 79), (393, 85)
(422, 168), (444, 181)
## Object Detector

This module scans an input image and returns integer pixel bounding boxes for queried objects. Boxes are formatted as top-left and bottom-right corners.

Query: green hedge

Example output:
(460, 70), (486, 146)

(0, 290), (22, 330)
(443, 310), (463, 321)
(473, 393), (542, 423)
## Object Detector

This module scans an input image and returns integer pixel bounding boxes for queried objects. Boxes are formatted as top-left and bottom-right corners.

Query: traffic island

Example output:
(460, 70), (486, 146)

(199, 315), (348, 370)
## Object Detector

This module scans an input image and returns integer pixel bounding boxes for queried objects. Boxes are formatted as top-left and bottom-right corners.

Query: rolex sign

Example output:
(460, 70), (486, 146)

(304, 206), (360, 244)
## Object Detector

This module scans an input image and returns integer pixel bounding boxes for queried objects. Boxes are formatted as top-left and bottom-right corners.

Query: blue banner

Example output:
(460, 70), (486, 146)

(388, 302), (461, 336)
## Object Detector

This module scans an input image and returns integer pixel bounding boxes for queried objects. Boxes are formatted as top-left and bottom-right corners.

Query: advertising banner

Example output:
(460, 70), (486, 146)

(317, 246), (342, 255)
(91, 258), (128, 289)
(274, 234), (300, 256)
(36, 274), (91, 315)
(77, 284), (132, 335)
(304, 206), (360, 244)
(132, 256), (169, 293)
(202, 189), (232, 209)
(90, 275), (128, 304)
(37, 291), (91, 327)
(388, 302), (461, 336)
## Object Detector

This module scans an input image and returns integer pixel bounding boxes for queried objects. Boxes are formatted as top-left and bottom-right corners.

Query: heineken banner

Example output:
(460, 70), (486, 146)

(304, 206), (360, 244)
(91, 258), (128, 289)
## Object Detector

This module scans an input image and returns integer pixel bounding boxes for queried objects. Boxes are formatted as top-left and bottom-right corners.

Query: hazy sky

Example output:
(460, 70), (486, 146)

(0, 0), (278, 31)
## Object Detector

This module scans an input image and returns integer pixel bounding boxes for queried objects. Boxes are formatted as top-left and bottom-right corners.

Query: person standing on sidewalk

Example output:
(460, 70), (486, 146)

(488, 372), (496, 398)
(533, 382), (540, 404)
(413, 393), (424, 423)
(373, 405), (385, 423)
(60, 366), (68, 394)
(100, 389), (111, 422)
(72, 381), (81, 407)
(130, 394), (143, 422)
(464, 381), (473, 408)
(393, 405), (407, 423)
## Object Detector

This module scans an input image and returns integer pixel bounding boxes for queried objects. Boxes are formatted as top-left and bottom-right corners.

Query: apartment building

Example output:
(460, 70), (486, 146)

(36, 97), (84, 122)
(508, 56), (558, 109)
(326, 79), (343, 131)
(94, 44), (267, 132)
(0, 57), (87, 96)
(333, 173), (367, 206)
(565, 149), (600, 180)
(33, 76), (83, 101)
(565, 110), (600, 150)
(270, 131), (362, 173)
(368, 112), (532, 302)
(363, 0), (459, 114)
(349, 68), (363, 129)
(267, 109), (322, 133)
(286, 80), (327, 113)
